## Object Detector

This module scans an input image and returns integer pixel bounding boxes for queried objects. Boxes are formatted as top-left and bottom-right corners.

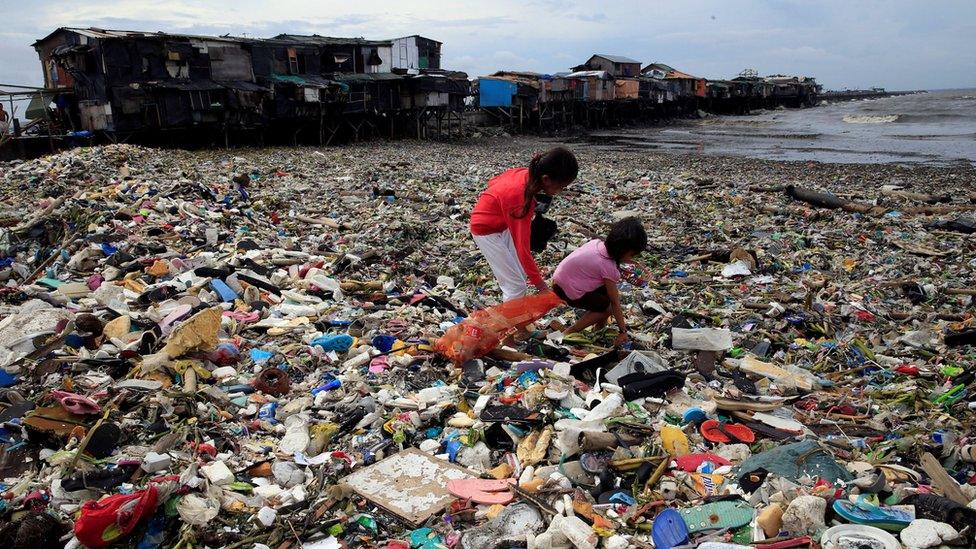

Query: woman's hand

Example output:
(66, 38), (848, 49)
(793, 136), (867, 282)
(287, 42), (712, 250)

(534, 279), (550, 293)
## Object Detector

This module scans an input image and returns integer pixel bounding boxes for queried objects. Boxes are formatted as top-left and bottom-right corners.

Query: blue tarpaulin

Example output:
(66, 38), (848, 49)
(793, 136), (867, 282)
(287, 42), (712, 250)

(478, 78), (517, 107)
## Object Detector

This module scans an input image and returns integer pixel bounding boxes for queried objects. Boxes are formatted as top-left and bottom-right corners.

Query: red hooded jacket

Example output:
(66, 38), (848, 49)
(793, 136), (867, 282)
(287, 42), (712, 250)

(469, 167), (542, 285)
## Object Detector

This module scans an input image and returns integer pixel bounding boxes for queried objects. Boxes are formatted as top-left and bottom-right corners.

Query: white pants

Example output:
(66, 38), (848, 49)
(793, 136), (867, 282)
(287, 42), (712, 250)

(473, 229), (528, 302)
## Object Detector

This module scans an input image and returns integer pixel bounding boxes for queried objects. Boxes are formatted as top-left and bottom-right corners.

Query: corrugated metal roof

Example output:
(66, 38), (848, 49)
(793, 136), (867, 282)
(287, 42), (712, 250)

(592, 54), (641, 64)
(565, 70), (612, 79)
(666, 70), (701, 80)
(273, 34), (392, 46)
(51, 27), (250, 44)
(643, 63), (676, 73)
(643, 63), (702, 81)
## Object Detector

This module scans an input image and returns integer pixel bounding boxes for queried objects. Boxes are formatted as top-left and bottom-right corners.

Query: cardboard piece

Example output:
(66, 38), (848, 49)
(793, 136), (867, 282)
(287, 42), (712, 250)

(341, 448), (474, 526)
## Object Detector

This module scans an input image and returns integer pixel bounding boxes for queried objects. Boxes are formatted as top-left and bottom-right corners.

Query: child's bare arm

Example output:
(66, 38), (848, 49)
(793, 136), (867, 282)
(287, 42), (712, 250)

(604, 279), (628, 340)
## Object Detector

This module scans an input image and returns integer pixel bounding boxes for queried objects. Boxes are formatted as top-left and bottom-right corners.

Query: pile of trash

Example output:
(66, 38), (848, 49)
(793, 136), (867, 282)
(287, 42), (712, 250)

(0, 141), (975, 549)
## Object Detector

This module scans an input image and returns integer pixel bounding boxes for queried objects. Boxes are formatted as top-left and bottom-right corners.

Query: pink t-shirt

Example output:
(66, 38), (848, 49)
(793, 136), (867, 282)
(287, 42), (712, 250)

(553, 239), (621, 300)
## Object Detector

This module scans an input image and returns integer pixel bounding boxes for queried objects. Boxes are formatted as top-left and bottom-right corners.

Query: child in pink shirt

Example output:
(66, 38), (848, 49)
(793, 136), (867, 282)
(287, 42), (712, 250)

(552, 217), (647, 345)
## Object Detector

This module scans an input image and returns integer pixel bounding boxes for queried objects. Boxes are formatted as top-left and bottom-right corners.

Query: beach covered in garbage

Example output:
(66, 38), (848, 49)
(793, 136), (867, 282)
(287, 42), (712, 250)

(0, 138), (975, 549)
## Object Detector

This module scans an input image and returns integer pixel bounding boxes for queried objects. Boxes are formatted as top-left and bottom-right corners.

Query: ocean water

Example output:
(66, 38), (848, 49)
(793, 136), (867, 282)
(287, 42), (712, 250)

(589, 89), (976, 166)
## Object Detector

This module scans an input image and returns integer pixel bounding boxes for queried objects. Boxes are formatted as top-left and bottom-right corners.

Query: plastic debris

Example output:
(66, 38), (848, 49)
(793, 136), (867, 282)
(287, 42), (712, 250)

(0, 141), (974, 547)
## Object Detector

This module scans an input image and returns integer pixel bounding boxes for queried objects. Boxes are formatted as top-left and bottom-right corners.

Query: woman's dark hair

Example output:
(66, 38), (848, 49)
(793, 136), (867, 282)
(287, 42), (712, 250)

(604, 217), (647, 263)
(515, 146), (578, 218)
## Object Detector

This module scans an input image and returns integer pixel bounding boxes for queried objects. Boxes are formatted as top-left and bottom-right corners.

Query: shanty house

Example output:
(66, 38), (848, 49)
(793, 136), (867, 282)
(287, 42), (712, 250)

(32, 27), (266, 133)
(272, 35), (393, 74)
(390, 36), (442, 71)
(564, 70), (615, 101)
(477, 77), (517, 107)
(573, 54), (641, 77)
(639, 78), (668, 102)
(641, 63), (706, 98)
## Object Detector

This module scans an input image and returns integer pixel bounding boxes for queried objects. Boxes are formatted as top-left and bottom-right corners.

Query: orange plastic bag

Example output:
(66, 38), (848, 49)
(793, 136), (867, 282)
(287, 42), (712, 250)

(435, 291), (564, 364)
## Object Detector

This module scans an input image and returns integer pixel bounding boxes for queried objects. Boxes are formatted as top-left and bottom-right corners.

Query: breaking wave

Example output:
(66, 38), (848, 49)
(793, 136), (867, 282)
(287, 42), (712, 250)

(842, 114), (900, 124)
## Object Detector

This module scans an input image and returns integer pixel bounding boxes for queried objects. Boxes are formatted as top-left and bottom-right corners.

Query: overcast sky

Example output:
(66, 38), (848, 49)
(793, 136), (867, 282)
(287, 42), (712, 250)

(2, 0), (975, 91)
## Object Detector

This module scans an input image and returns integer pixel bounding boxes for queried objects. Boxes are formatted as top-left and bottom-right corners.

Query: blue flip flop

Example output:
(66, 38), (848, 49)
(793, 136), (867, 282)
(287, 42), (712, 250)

(832, 498), (914, 531)
(652, 507), (690, 549)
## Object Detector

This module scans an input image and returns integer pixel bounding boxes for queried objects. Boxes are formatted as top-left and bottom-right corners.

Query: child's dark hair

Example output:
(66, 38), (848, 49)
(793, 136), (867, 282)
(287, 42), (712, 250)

(605, 217), (647, 263)
(515, 146), (578, 218)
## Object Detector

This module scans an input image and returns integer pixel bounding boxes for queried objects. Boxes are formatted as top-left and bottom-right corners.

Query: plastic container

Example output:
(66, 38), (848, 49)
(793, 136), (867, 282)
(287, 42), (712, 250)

(557, 515), (597, 549)
(312, 379), (342, 394)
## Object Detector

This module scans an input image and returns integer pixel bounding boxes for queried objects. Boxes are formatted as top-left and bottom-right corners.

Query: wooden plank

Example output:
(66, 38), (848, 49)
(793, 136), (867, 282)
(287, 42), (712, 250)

(920, 452), (969, 506)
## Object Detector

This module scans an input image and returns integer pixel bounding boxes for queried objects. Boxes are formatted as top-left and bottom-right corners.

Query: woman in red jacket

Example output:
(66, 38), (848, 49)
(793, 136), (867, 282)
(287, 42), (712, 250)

(470, 147), (578, 301)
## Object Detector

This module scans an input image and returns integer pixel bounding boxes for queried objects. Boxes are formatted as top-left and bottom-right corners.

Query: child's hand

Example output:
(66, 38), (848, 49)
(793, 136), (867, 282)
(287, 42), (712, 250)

(614, 332), (630, 346)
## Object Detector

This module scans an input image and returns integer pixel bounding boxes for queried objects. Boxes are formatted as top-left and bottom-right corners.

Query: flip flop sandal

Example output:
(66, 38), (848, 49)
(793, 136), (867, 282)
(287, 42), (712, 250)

(193, 267), (233, 279)
(738, 420), (795, 441)
(0, 399), (34, 423)
(237, 273), (281, 296)
(480, 404), (539, 423)
(714, 396), (790, 412)
(876, 463), (921, 484)
(0, 389), (26, 405)
(674, 453), (732, 472)
(569, 349), (622, 380)
(852, 468), (888, 493)
(651, 507), (690, 549)
(159, 304), (193, 335)
(620, 371), (687, 400)
(678, 498), (754, 533)
(50, 390), (101, 415)
(597, 488), (634, 505)
(447, 478), (515, 505)
(831, 498), (914, 531)
(700, 420), (756, 444)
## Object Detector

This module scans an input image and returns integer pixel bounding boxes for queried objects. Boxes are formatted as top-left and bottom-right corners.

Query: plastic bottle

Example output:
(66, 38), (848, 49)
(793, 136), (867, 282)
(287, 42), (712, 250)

(825, 434), (869, 449)
(557, 515), (597, 549)
(311, 379), (342, 394)
(582, 393), (623, 423)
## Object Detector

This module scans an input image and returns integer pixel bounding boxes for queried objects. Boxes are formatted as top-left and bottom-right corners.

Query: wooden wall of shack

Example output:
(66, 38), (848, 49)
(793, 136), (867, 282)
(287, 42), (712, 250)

(33, 28), (470, 142)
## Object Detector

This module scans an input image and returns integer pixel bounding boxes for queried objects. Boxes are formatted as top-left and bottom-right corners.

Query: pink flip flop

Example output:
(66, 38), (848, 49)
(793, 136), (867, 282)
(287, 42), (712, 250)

(222, 310), (261, 323)
(447, 478), (516, 505)
(159, 304), (193, 335)
(51, 390), (102, 415)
